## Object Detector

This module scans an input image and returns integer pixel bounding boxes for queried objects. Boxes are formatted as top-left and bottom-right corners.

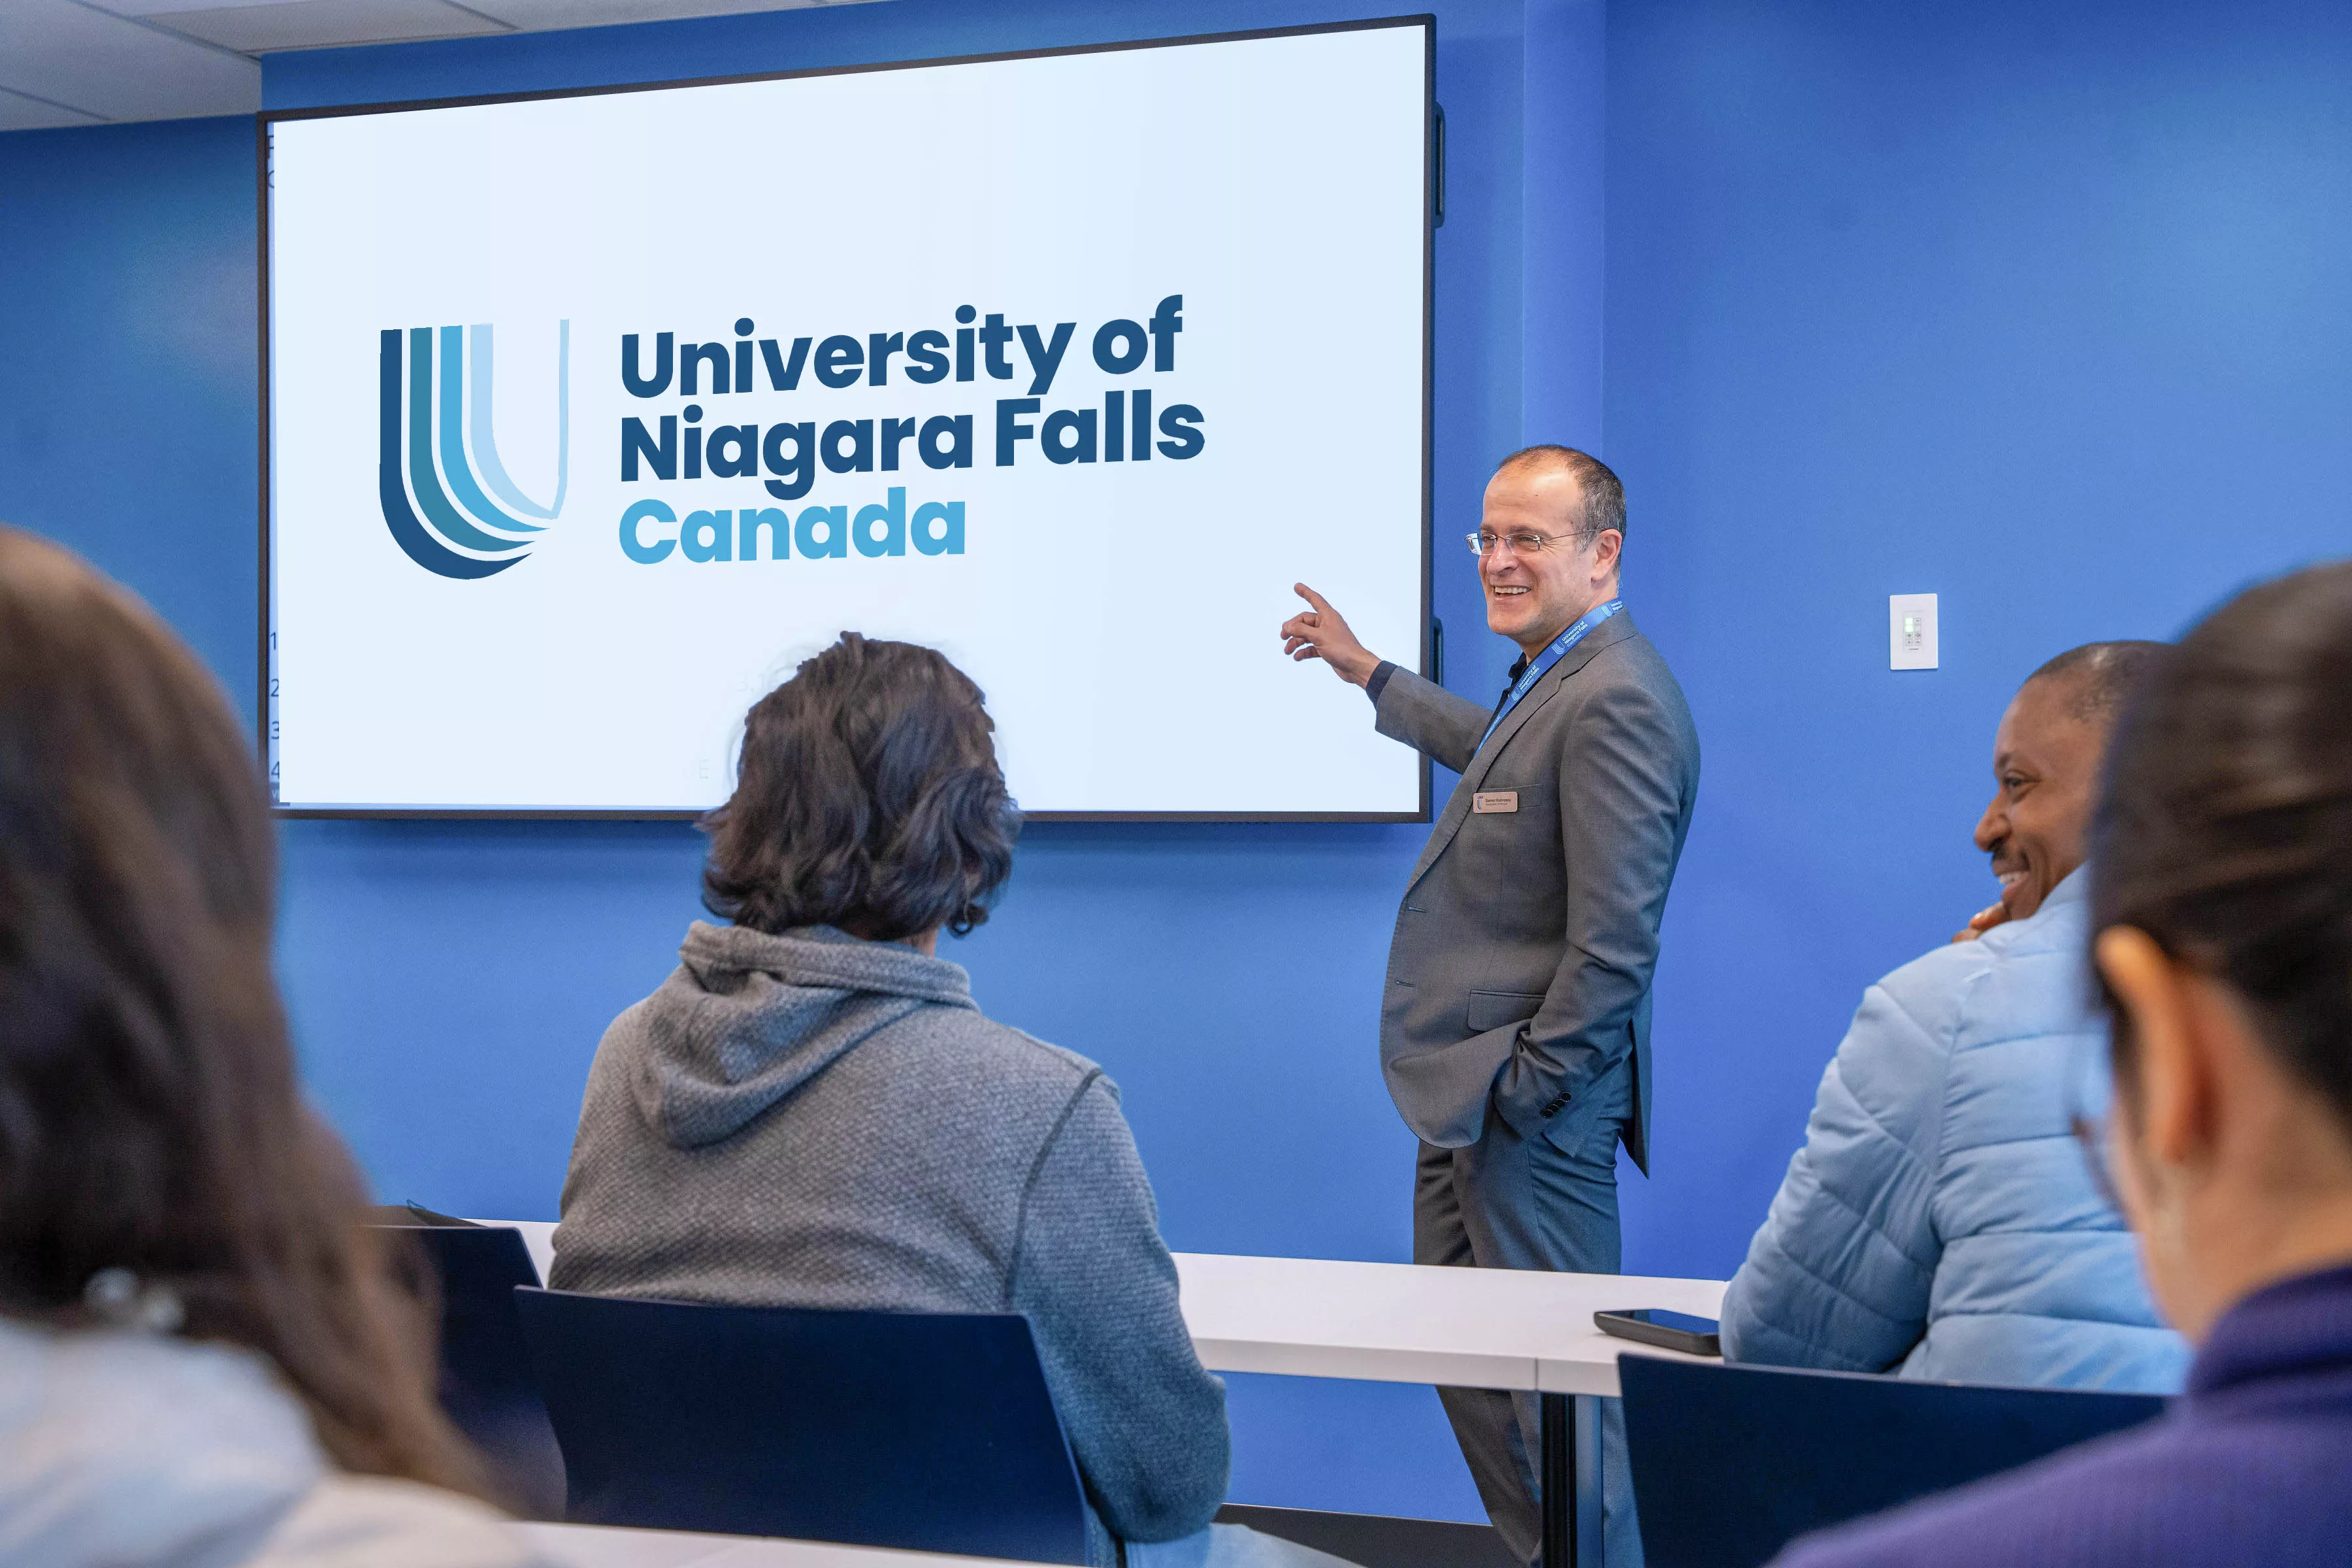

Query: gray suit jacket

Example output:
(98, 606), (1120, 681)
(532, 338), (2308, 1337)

(1375, 610), (1699, 1169)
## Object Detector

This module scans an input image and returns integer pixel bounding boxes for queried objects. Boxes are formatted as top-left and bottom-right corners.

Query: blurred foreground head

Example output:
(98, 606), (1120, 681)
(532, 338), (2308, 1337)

(2093, 560), (2352, 1339)
(0, 527), (479, 1492)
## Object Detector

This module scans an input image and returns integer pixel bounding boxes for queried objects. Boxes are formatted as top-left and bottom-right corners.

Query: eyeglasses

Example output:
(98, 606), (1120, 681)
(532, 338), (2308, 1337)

(1467, 530), (1577, 557)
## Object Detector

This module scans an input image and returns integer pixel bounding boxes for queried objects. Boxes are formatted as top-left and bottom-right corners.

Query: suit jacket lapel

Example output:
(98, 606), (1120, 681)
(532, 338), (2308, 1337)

(1403, 612), (1641, 891)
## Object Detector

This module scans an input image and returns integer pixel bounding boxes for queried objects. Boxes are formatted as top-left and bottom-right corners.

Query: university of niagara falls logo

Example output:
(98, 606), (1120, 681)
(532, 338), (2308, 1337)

(378, 322), (569, 579)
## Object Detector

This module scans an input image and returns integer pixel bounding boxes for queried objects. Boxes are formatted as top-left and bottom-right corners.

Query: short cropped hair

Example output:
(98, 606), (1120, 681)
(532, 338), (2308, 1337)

(2025, 640), (2168, 724)
(1495, 445), (1627, 549)
(702, 633), (1019, 941)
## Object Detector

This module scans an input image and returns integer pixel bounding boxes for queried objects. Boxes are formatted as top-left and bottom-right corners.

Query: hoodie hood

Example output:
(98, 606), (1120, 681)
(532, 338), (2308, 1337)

(630, 921), (981, 1150)
(0, 1318), (323, 1568)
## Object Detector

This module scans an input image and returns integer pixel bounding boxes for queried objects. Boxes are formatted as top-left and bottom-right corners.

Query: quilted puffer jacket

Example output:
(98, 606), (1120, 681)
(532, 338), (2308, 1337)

(1720, 869), (2188, 1391)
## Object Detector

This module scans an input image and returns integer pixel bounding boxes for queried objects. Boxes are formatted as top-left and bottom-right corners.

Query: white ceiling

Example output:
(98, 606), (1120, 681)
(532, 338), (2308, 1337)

(0, 0), (885, 130)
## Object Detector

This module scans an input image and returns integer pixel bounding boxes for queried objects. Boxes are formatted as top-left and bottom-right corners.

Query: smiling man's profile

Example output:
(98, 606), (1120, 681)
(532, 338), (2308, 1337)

(1718, 639), (2186, 1395)
(1959, 643), (2162, 939)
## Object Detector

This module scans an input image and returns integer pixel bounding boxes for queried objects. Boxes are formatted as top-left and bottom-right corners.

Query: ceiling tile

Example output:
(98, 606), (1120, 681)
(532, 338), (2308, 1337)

(0, 85), (109, 131)
(125, 0), (343, 12)
(463, 0), (836, 27)
(127, 0), (327, 14)
(2, 0), (899, 134)
(154, 0), (510, 53)
(0, 0), (258, 122)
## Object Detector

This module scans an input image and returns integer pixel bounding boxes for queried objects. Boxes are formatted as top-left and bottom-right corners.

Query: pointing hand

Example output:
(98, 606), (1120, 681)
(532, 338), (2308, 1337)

(1280, 584), (1380, 688)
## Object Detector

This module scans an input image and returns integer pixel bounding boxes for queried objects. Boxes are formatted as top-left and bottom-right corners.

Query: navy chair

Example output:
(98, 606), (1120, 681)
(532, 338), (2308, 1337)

(1620, 1352), (2168, 1568)
(368, 1216), (566, 1520)
(512, 1286), (1092, 1564)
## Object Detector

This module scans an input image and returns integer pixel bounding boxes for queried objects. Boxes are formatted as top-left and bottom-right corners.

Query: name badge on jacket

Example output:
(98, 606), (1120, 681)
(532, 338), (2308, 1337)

(1472, 791), (1518, 815)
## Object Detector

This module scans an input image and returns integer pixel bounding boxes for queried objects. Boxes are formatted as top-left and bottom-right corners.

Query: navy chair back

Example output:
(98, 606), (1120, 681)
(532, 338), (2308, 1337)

(512, 1286), (1092, 1565)
(371, 1222), (566, 1520)
(1620, 1353), (2167, 1568)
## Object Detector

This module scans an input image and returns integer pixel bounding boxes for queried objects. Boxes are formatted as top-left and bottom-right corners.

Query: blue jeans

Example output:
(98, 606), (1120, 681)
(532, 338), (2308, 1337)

(1415, 1058), (1643, 1568)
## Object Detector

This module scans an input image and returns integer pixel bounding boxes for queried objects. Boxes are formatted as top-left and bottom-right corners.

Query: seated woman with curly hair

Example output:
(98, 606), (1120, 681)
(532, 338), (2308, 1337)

(553, 632), (1349, 1568)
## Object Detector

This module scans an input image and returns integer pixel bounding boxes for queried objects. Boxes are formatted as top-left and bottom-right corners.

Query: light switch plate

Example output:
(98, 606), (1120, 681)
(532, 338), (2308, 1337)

(1889, 593), (1938, 670)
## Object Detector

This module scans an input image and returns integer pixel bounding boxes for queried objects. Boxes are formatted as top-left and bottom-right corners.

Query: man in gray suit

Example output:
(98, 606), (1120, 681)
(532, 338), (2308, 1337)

(1279, 446), (1699, 1568)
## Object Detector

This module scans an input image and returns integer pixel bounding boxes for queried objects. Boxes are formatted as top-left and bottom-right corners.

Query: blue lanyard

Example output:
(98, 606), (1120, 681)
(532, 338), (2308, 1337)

(1475, 600), (1624, 755)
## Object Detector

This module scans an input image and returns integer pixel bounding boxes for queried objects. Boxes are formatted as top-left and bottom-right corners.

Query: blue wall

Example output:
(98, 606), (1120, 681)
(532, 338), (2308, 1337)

(6, 0), (2350, 1525)
(0, 116), (257, 696)
(1604, 0), (2352, 1280)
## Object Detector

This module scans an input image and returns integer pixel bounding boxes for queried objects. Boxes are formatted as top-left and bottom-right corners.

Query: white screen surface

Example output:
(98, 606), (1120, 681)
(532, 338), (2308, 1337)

(266, 22), (1428, 816)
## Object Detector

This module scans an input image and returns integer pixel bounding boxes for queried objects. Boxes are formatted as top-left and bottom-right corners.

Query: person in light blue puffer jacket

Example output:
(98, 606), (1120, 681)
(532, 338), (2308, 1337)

(1722, 643), (2188, 1392)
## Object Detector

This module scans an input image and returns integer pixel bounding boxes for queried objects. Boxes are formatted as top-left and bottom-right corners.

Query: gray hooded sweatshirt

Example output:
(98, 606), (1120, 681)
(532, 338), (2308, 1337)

(552, 922), (1231, 1560)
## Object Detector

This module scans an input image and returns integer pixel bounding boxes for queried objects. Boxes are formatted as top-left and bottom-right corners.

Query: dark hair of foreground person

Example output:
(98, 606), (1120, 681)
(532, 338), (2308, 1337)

(2093, 561), (2352, 1125)
(0, 526), (485, 1496)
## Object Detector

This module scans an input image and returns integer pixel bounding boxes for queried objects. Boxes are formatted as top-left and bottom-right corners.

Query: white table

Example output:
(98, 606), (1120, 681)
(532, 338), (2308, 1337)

(487, 1225), (1722, 1395)
(1176, 1252), (1723, 1568)
(1175, 1251), (1723, 1396)
(523, 1521), (1033, 1568)
(483, 1224), (1725, 1568)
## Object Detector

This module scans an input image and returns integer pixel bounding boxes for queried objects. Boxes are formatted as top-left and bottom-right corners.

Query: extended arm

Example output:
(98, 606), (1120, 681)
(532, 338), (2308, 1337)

(1719, 983), (1950, 1372)
(1279, 583), (1484, 770)
(1008, 1074), (1230, 1544)
(1373, 665), (1490, 775)
(1489, 680), (1690, 1135)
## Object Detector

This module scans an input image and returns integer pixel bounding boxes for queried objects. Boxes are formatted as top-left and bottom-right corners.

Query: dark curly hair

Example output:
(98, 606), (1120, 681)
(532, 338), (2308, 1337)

(701, 633), (1019, 941)
(2093, 560), (2352, 1130)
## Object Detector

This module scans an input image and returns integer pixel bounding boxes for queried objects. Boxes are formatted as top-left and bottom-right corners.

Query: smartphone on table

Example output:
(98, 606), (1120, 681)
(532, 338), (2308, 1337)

(1593, 1307), (1722, 1356)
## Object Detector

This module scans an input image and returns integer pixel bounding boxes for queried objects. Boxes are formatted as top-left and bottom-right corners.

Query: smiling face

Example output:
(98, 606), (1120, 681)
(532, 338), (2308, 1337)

(1973, 674), (2109, 921)
(1479, 465), (1622, 654)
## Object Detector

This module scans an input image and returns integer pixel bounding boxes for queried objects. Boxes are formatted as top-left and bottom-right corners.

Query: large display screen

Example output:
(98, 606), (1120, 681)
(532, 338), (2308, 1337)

(263, 19), (1431, 818)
